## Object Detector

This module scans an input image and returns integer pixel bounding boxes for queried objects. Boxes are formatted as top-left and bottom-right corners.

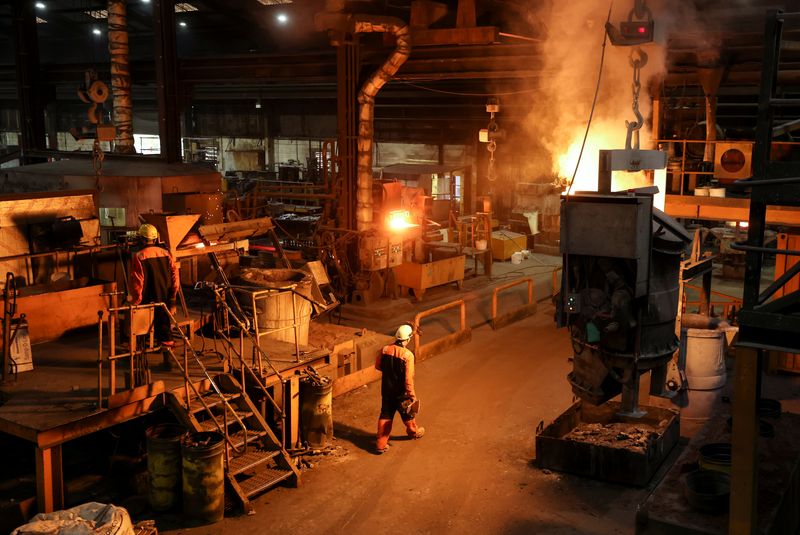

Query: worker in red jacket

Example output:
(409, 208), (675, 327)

(128, 224), (180, 366)
(375, 324), (425, 454)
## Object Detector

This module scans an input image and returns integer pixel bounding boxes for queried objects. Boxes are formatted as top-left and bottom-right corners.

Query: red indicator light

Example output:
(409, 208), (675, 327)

(638, 26), (645, 34)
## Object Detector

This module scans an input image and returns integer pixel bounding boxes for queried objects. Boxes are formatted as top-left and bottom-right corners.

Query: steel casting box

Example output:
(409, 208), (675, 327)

(536, 400), (679, 486)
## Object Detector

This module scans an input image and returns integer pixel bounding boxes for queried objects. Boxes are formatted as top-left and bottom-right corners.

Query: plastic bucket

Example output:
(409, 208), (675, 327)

(300, 378), (333, 450)
(511, 251), (523, 265)
(182, 432), (225, 523)
(146, 424), (185, 511)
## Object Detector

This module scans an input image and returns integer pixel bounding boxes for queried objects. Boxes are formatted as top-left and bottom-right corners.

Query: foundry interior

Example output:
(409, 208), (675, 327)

(2, 0), (800, 534)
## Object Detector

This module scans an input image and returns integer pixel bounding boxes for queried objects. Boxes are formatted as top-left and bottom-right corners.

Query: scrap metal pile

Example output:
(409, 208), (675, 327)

(563, 420), (669, 453)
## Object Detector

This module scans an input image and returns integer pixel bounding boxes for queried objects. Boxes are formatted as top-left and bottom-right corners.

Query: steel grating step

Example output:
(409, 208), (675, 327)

(237, 468), (294, 498)
(200, 426), (267, 448)
(228, 449), (281, 476)
(188, 392), (239, 414)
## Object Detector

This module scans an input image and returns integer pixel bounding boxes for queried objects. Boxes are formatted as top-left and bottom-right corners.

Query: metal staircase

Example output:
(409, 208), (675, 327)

(156, 281), (302, 514)
(166, 370), (300, 514)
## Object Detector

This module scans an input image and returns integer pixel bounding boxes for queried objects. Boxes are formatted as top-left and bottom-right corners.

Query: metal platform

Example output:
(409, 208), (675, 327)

(0, 326), (332, 516)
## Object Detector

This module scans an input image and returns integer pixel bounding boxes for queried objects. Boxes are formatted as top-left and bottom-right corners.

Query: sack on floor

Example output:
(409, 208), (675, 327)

(12, 502), (134, 535)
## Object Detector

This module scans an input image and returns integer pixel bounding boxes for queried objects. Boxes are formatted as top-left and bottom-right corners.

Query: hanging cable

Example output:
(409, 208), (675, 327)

(565, 2), (613, 196)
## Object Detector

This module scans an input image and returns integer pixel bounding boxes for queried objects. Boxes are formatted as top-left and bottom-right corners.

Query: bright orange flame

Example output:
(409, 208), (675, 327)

(386, 210), (416, 231)
(555, 121), (654, 194)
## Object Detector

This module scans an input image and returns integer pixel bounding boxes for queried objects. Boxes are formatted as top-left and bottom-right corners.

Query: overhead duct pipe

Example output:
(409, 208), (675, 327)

(316, 10), (411, 232)
(108, 0), (135, 154)
(696, 50), (726, 165)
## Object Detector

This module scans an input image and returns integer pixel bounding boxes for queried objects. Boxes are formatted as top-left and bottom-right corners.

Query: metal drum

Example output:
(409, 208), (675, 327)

(145, 424), (185, 512)
(300, 376), (333, 450)
(182, 432), (225, 523)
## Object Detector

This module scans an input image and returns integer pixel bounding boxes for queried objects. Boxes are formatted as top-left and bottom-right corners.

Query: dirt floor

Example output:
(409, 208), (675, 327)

(160, 304), (652, 535)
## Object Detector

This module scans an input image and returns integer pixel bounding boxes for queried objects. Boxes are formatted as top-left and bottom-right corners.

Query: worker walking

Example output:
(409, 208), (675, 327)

(128, 223), (180, 369)
(375, 324), (425, 454)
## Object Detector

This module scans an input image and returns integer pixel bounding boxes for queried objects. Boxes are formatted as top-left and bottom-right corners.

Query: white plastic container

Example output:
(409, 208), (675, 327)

(709, 187), (726, 198)
(511, 251), (523, 264)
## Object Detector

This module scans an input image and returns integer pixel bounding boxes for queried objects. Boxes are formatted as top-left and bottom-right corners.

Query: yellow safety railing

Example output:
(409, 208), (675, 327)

(412, 298), (471, 361)
(491, 277), (537, 330)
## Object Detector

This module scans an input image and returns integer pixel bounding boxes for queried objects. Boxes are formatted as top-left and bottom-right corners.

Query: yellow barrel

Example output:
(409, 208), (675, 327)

(146, 424), (185, 511)
(182, 432), (225, 523)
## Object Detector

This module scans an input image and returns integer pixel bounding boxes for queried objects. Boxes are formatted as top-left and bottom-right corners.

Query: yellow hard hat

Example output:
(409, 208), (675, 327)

(138, 223), (158, 240)
(395, 324), (413, 341)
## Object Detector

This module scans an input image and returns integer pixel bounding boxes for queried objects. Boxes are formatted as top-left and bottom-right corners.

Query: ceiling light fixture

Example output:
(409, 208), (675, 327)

(35, 2), (45, 9)
(179, 20), (187, 27)
(276, 13), (288, 24)
(92, 28), (102, 35)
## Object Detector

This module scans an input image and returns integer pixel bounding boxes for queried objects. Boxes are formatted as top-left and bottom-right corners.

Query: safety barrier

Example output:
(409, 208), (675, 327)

(683, 283), (742, 321)
(491, 277), (537, 330)
(412, 299), (471, 361)
(551, 267), (563, 299)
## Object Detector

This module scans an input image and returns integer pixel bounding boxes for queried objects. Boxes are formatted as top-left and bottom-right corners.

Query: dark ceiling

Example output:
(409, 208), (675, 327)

(3, 0), (800, 146)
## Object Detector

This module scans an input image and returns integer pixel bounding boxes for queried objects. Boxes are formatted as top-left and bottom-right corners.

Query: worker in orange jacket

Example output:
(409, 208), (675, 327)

(375, 324), (425, 454)
(128, 224), (180, 367)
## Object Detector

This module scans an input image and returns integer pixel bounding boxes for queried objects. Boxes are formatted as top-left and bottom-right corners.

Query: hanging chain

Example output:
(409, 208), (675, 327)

(486, 110), (498, 182)
(92, 139), (105, 191)
(630, 0), (651, 21)
(625, 47), (647, 151)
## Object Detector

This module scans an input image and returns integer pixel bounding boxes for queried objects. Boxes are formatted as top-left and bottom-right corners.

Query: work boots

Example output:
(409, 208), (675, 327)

(404, 418), (425, 439)
(376, 418), (393, 453)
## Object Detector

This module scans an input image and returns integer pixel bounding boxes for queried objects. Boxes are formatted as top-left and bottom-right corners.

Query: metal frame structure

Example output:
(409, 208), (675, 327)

(730, 10), (800, 533)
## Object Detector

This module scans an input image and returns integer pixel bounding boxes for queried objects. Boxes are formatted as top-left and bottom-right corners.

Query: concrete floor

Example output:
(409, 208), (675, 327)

(161, 253), (654, 534)
(150, 253), (799, 535)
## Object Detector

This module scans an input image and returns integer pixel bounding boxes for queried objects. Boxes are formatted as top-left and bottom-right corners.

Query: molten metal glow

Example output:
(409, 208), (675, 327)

(386, 210), (416, 231)
(556, 124), (653, 195)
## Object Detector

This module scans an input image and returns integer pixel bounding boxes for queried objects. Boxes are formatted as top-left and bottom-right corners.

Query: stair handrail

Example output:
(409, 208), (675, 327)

(208, 285), (290, 448)
(105, 301), (249, 456)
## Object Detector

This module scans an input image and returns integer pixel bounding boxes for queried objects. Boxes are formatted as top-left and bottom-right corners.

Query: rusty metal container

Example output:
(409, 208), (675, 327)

(300, 376), (333, 450)
(145, 424), (185, 512)
(536, 400), (680, 486)
(182, 432), (225, 523)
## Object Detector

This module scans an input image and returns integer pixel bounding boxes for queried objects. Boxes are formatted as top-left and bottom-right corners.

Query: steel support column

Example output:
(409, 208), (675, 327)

(35, 445), (64, 514)
(730, 347), (759, 534)
(335, 35), (359, 230)
(154, 0), (181, 162)
(12, 0), (46, 163)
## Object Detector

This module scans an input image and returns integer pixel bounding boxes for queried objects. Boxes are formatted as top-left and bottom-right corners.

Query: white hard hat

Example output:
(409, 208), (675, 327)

(395, 324), (413, 341)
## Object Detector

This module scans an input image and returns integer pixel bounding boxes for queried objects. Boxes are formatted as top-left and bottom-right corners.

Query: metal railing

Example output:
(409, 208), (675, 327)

(412, 298), (470, 361)
(491, 277), (537, 330)
(98, 301), (250, 459)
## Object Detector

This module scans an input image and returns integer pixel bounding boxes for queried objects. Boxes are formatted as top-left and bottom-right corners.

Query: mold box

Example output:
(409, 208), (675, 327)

(536, 400), (680, 486)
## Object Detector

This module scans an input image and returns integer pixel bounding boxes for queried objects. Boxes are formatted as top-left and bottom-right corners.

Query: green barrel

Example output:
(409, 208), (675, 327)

(300, 377), (333, 450)
(181, 432), (225, 523)
(146, 424), (185, 511)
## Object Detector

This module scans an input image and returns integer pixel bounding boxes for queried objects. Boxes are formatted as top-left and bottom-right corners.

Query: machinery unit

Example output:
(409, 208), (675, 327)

(713, 141), (753, 181)
(558, 190), (691, 417)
